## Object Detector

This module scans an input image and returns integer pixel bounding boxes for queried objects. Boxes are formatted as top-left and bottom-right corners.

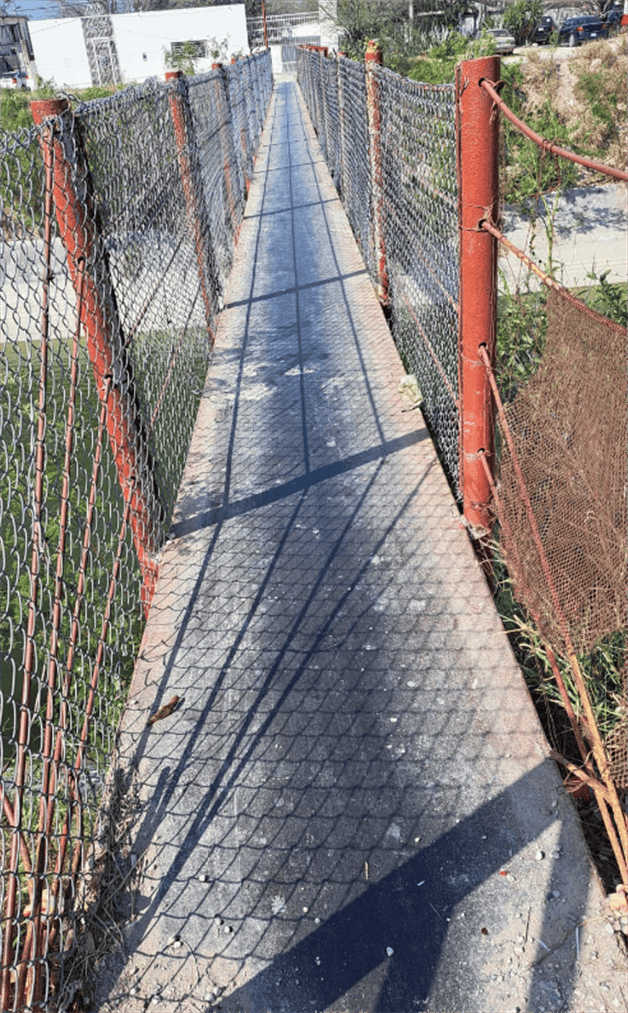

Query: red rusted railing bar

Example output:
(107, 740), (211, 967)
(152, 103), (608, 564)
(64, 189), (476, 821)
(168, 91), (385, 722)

(30, 99), (164, 614)
(365, 42), (389, 307)
(22, 259), (88, 1008)
(0, 117), (57, 1011)
(547, 746), (628, 882)
(456, 56), (500, 534)
(165, 71), (219, 345)
(40, 258), (86, 832)
(47, 380), (111, 929)
(480, 78), (628, 182)
(212, 64), (239, 238)
(478, 450), (594, 767)
(480, 343), (582, 649)
(71, 486), (134, 804)
(50, 485), (135, 961)
(482, 218), (628, 338)
(549, 750), (613, 802)
(478, 449), (628, 881)
(481, 217), (564, 292)
(1, 790), (33, 880)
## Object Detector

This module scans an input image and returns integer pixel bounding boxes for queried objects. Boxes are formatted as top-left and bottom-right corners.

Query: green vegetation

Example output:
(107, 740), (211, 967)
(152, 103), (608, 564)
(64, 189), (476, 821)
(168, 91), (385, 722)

(502, 0), (544, 46)
(494, 252), (627, 798)
(405, 29), (497, 84)
(0, 338), (144, 762)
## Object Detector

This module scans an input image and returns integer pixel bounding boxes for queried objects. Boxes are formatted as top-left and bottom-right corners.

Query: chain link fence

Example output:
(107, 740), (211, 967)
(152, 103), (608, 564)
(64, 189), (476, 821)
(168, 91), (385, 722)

(299, 46), (627, 891)
(0, 50), (271, 1010)
(297, 47), (460, 495)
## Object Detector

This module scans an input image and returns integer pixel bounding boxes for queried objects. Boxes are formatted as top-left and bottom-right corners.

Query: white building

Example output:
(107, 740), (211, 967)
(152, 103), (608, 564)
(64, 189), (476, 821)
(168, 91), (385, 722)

(29, 4), (249, 91)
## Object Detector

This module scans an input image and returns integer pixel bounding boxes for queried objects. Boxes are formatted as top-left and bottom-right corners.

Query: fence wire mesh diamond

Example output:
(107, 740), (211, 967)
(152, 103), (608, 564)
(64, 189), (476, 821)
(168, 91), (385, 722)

(0, 51), (272, 1010)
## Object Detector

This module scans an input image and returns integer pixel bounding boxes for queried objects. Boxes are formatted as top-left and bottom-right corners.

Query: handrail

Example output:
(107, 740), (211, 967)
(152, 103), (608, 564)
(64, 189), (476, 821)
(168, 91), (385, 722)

(480, 77), (628, 182)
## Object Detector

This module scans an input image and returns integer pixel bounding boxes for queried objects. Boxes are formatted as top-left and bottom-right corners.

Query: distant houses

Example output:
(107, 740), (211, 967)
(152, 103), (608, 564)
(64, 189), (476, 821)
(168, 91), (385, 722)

(1, 14), (37, 81)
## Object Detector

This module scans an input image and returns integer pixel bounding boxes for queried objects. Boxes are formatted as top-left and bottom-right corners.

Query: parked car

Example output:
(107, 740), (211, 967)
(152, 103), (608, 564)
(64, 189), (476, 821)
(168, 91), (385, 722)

(0, 70), (28, 90)
(531, 15), (557, 44)
(557, 15), (609, 46)
(485, 28), (516, 54)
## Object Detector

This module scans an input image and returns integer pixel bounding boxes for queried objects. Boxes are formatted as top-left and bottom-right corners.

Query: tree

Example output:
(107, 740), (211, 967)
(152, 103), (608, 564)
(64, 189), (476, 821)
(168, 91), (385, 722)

(502, 0), (544, 46)
(319, 1), (408, 58)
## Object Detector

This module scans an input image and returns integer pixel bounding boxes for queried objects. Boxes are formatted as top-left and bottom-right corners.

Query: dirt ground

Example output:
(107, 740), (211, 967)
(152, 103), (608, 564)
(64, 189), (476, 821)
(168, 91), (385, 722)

(506, 34), (627, 176)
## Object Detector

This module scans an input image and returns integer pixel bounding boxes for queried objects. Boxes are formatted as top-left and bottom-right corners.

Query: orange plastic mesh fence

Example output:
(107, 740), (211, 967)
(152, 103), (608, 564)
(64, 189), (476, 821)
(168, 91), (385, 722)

(496, 287), (627, 787)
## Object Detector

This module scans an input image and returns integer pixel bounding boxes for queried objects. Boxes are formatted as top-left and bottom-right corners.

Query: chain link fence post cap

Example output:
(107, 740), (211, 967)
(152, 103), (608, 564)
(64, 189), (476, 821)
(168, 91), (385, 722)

(30, 97), (70, 125)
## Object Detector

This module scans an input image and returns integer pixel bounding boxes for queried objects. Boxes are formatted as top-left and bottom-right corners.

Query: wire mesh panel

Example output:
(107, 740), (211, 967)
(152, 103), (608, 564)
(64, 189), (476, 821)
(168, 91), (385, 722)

(375, 66), (459, 496)
(77, 79), (215, 530)
(297, 49), (459, 494)
(226, 60), (254, 191)
(187, 69), (245, 295)
(335, 57), (375, 282)
(322, 58), (342, 190)
(0, 49), (272, 1011)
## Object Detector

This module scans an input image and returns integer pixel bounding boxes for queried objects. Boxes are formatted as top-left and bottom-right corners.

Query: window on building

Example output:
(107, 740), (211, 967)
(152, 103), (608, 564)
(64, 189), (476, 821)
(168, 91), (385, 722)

(170, 40), (207, 59)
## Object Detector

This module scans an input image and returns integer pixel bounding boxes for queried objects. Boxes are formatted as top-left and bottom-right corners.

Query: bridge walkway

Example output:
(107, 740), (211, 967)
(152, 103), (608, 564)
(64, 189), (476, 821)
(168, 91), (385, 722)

(99, 79), (624, 1013)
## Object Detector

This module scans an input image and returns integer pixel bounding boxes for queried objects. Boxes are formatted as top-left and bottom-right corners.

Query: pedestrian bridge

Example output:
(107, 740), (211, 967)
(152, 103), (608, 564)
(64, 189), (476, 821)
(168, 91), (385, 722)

(100, 79), (615, 1013)
(1, 52), (625, 1011)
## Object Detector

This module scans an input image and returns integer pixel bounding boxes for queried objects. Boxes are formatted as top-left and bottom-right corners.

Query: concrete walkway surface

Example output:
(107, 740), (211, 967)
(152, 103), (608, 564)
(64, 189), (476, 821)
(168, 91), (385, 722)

(95, 80), (627, 1013)
(501, 182), (627, 291)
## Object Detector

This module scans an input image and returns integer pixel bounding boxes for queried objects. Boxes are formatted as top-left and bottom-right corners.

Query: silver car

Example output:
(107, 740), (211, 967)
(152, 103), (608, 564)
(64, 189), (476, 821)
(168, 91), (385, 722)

(485, 28), (517, 54)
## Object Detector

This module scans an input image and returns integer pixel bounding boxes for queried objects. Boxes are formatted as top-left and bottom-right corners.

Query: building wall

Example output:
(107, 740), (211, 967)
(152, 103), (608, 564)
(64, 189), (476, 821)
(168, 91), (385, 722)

(29, 5), (249, 90)
(30, 18), (92, 89)
(112, 6), (248, 84)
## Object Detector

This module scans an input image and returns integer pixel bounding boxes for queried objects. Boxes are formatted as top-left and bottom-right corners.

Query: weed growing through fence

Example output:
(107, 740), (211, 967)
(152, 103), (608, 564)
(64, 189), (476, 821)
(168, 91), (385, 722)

(493, 203), (627, 865)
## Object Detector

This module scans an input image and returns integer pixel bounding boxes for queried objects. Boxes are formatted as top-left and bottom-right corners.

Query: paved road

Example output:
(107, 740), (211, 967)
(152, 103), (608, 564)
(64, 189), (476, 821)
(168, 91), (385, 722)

(501, 182), (627, 292)
(93, 80), (626, 1013)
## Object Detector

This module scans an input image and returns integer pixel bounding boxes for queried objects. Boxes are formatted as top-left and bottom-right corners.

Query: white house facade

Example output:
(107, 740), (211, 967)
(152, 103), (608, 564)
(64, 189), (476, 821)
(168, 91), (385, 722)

(29, 4), (249, 90)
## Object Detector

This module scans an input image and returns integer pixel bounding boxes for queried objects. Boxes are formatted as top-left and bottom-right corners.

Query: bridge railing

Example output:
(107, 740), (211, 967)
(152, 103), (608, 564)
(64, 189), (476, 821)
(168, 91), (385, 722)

(297, 43), (461, 498)
(0, 49), (272, 1010)
(297, 44), (628, 892)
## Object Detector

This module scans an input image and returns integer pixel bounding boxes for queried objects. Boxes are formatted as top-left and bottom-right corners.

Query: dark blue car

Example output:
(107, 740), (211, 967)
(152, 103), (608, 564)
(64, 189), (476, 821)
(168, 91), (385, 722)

(558, 15), (609, 46)
(531, 15), (556, 44)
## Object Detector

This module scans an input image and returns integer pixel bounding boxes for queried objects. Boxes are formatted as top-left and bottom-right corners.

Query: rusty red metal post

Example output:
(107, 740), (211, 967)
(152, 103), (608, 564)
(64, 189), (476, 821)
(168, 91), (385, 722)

(212, 63), (240, 236)
(365, 41), (389, 307)
(165, 70), (221, 334)
(456, 56), (500, 534)
(337, 52), (349, 202)
(261, 0), (269, 49)
(30, 99), (164, 612)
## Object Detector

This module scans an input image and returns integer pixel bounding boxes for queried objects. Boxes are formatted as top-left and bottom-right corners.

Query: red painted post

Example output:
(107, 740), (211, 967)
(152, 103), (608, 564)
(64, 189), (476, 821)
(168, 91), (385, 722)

(165, 70), (221, 328)
(227, 59), (252, 193)
(30, 99), (164, 611)
(365, 40), (389, 307)
(337, 52), (348, 201)
(261, 0), (269, 49)
(212, 62), (239, 235)
(456, 56), (500, 535)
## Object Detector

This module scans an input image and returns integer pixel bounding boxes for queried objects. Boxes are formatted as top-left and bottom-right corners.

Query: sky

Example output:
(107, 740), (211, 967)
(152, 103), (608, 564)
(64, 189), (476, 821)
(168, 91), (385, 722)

(3, 0), (67, 18)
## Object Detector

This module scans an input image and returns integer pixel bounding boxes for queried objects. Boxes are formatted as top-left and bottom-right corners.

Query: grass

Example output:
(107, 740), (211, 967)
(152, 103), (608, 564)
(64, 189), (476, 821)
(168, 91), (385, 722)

(0, 338), (144, 764)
